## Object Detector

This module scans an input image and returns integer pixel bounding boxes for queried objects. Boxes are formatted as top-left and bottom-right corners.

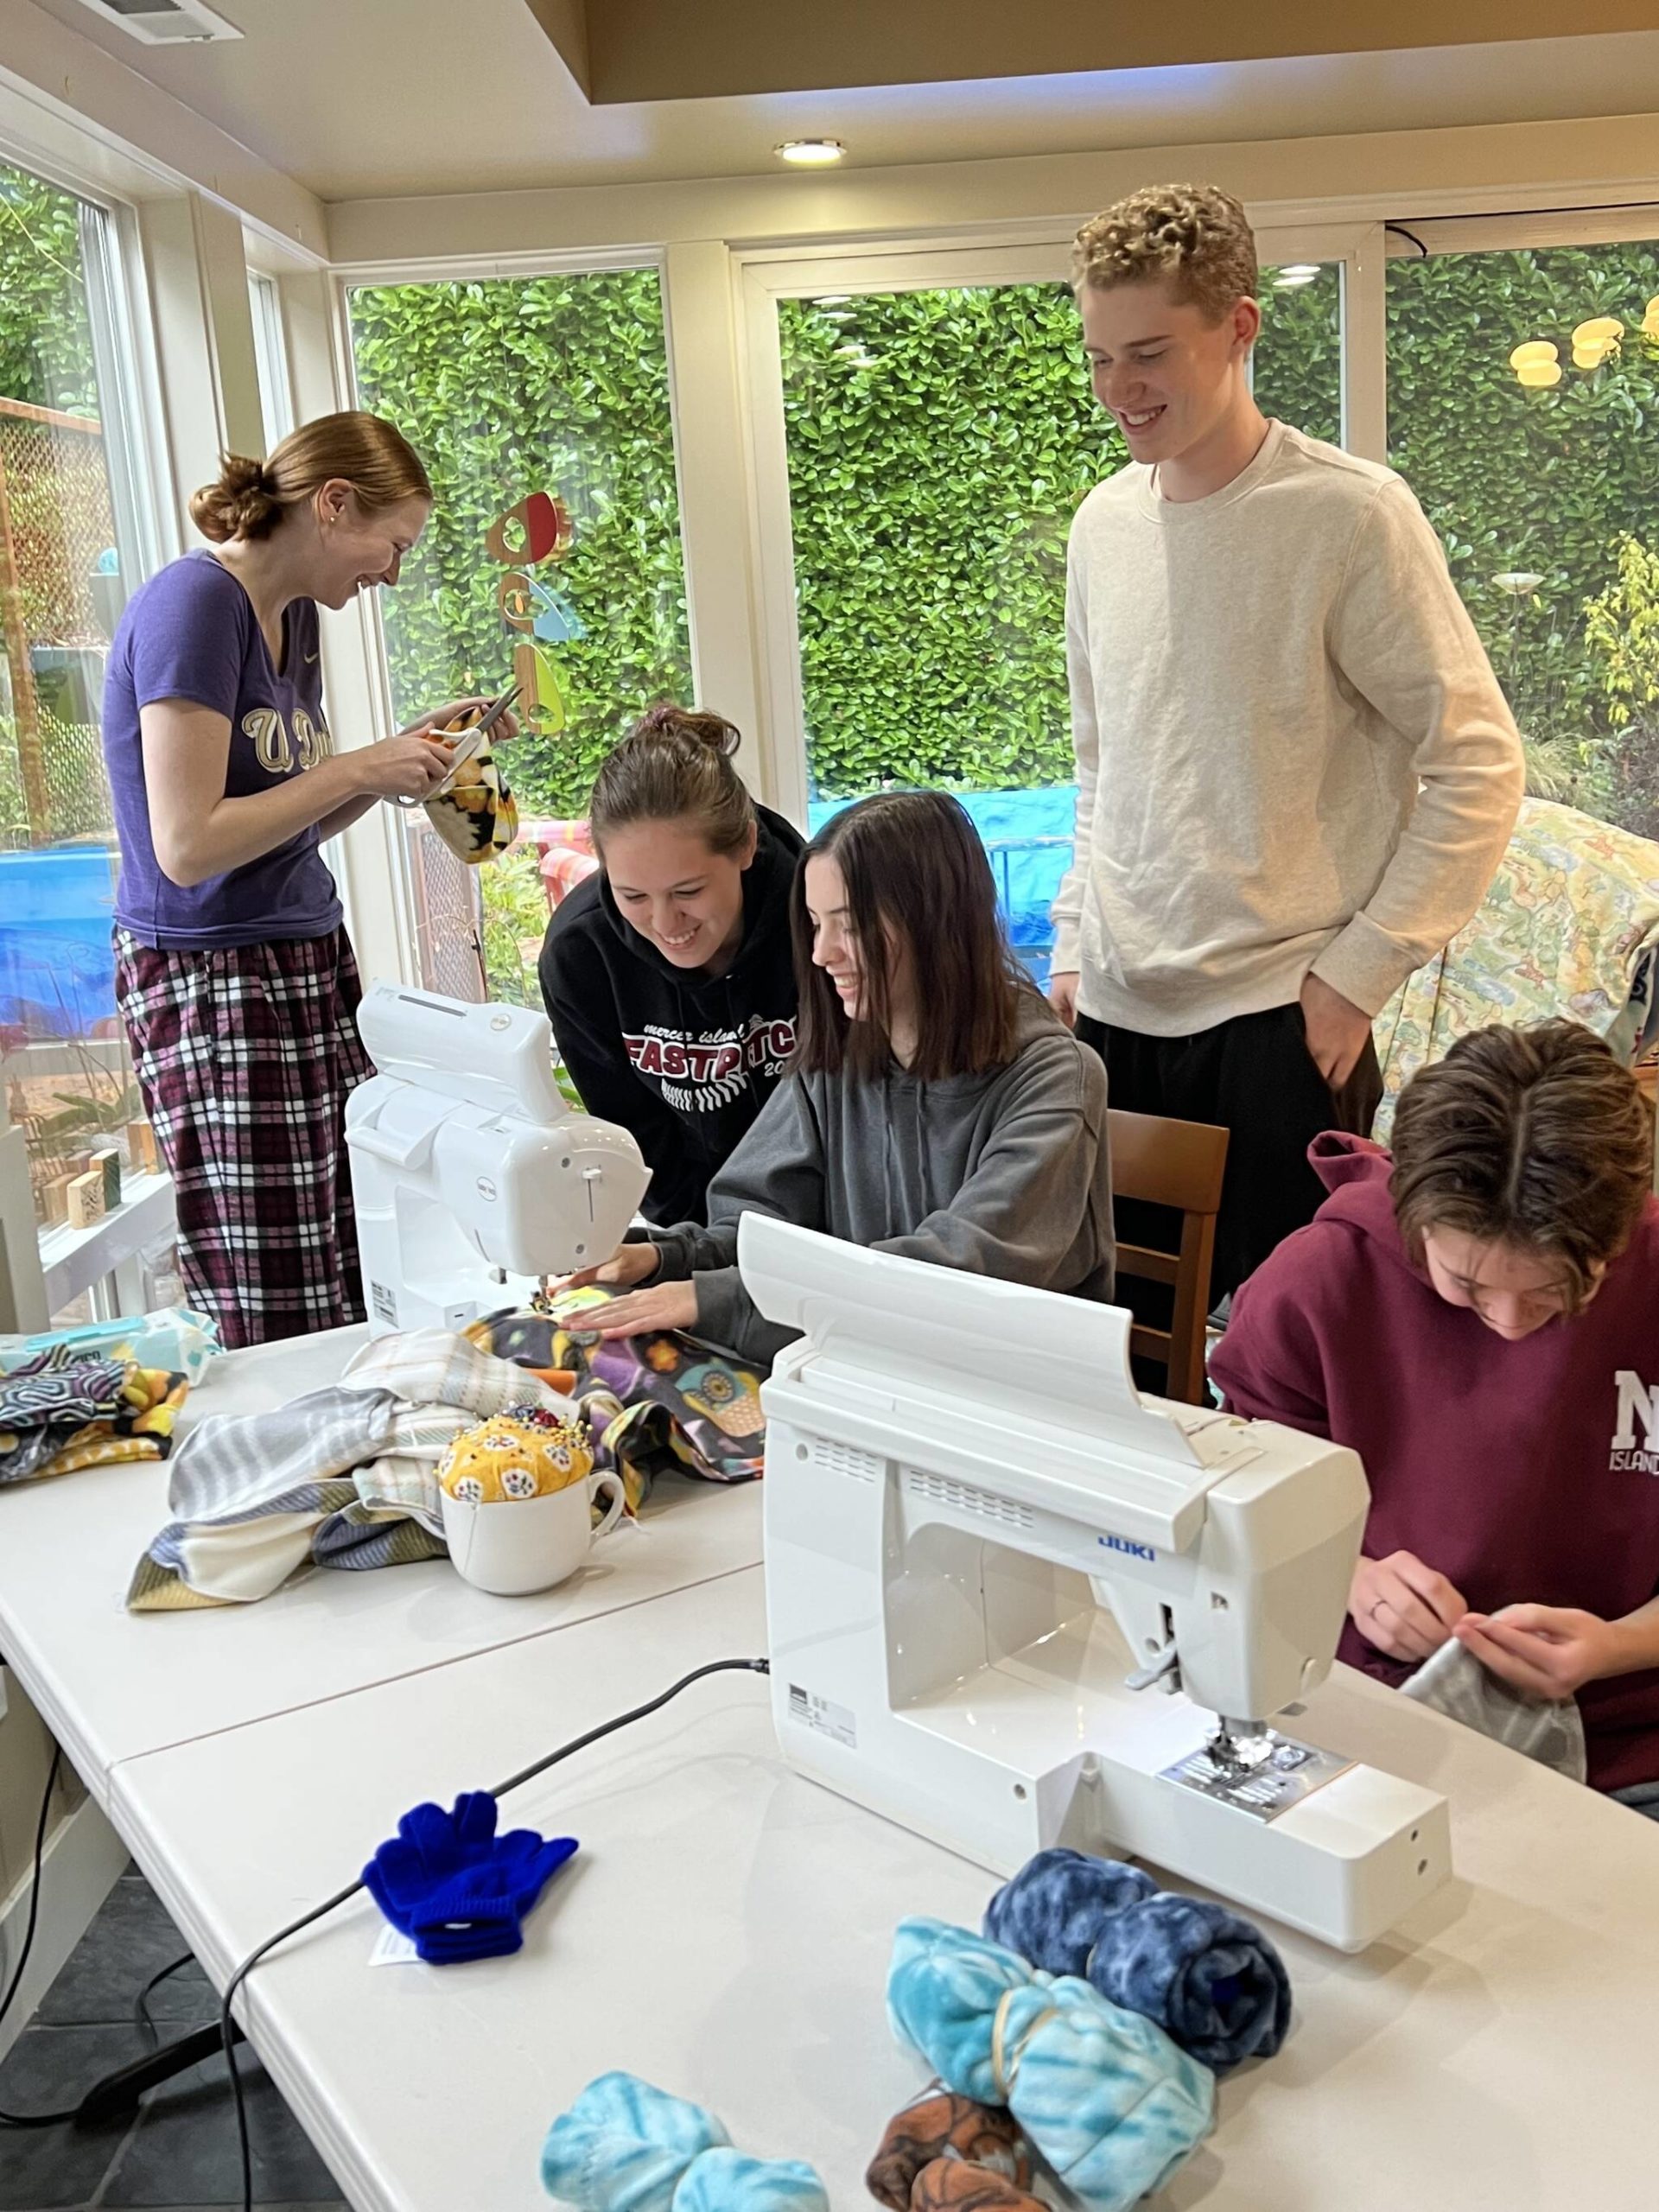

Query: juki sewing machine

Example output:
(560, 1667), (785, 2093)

(346, 984), (649, 1336)
(742, 1214), (1452, 1953)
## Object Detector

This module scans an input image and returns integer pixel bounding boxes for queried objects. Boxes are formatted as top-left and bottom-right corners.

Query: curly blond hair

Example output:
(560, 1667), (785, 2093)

(1072, 183), (1257, 320)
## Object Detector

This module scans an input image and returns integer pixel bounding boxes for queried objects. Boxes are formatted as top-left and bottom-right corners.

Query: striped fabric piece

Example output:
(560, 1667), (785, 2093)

(128, 1331), (580, 1610)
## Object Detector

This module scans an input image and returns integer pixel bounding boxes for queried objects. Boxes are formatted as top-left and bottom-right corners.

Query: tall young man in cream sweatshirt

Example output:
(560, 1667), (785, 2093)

(1049, 182), (1524, 1306)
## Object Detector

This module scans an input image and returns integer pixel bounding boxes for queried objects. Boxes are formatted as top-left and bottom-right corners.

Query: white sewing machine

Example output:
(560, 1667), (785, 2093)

(346, 984), (649, 1336)
(743, 1215), (1452, 1953)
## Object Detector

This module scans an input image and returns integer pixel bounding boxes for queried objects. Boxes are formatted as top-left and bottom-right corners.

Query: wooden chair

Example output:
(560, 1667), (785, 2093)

(1108, 1107), (1230, 1406)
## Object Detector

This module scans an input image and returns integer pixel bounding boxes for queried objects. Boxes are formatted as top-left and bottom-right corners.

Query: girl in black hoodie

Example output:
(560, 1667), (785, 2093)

(537, 703), (803, 1224)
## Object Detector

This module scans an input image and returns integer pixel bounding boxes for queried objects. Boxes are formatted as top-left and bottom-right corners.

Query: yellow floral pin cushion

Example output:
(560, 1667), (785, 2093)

(436, 1404), (593, 1505)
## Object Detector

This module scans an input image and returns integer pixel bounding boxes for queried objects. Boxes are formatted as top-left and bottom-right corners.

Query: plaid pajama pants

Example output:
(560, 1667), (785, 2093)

(114, 927), (375, 1350)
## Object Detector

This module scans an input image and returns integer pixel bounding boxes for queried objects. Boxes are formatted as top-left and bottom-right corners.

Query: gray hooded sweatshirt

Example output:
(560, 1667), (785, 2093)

(650, 990), (1116, 1369)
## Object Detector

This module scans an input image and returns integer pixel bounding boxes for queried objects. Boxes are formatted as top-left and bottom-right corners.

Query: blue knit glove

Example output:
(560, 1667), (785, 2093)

(364, 1791), (578, 1964)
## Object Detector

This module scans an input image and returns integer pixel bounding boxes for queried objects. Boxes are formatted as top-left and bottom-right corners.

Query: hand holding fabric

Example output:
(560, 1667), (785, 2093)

(1454, 1605), (1624, 1697)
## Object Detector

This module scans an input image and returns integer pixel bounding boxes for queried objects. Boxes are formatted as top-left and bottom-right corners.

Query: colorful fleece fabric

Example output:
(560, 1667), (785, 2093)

(865, 2082), (1028, 2212)
(468, 1291), (766, 1512)
(423, 714), (518, 866)
(542, 2074), (828, 2212)
(0, 1350), (188, 1486)
(127, 1330), (575, 1610)
(886, 1919), (1213, 2212)
(982, 1847), (1292, 2073)
(907, 2163), (1047, 2212)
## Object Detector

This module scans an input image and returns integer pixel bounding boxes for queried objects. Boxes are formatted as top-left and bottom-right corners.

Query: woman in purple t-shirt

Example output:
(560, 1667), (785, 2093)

(102, 410), (490, 1347)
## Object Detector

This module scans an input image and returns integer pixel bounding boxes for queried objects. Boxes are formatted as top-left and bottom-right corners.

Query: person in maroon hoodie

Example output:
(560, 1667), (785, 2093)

(1210, 1020), (1659, 1808)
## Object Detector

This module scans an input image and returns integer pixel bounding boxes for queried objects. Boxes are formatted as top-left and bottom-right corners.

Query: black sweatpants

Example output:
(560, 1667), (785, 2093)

(1077, 1001), (1382, 1312)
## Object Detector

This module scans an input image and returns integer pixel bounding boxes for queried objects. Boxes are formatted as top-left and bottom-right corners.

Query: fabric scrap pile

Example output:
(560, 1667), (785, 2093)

(0, 1347), (189, 1489)
(127, 1330), (580, 1609)
(471, 1296), (767, 1512)
(539, 1848), (1294, 2212)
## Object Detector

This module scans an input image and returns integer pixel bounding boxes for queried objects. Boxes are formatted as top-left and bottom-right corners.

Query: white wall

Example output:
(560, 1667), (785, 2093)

(327, 108), (1659, 266)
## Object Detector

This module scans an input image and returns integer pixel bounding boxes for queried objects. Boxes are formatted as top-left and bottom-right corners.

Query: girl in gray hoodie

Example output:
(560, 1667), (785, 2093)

(563, 790), (1116, 1370)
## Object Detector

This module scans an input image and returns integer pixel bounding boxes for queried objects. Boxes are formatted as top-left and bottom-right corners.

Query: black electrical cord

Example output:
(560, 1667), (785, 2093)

(134, 1952), (196, 2048)
(1385, 222), (1430, 257)
(219, 1654), (771, 2212)
(0, 1745), (84, 2130)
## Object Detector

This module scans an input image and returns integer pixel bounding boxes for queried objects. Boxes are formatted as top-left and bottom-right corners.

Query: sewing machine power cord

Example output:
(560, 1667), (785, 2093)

(0, 1654), (772, 2208)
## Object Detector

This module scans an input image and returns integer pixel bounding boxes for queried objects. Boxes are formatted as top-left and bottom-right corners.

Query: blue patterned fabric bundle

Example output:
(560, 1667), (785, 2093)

(982, 1847), (1292, 2071)
(543, 2075), (827, 2212)
(886, 1918), (1213, 2212)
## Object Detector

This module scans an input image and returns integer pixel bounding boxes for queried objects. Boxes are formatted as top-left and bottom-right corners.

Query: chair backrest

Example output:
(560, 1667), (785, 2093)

(1108, 1107), (1230, 1407)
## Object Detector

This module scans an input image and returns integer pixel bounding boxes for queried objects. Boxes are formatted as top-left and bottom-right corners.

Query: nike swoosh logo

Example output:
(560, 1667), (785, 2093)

(304, 649), (320, 664)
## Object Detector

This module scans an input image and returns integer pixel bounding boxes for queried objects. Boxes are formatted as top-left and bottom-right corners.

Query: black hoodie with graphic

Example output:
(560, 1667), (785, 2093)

(537, 804), (804, 1225)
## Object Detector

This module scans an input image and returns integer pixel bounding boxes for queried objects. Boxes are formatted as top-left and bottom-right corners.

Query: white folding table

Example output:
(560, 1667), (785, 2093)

(0, 1325), (762, 1808)
(110, 1565), (1659, 2212)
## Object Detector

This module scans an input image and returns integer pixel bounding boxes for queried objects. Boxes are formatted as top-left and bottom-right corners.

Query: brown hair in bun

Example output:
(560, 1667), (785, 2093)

(188, 410), (431, 546)
(588, 702), (754, 859)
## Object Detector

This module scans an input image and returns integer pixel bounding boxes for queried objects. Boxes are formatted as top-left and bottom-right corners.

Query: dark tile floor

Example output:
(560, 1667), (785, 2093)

(0, 1867), (345, 2211)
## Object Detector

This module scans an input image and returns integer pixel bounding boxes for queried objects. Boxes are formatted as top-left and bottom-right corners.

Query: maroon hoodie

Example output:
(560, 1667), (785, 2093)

(1210, 1133), (1659, 1793)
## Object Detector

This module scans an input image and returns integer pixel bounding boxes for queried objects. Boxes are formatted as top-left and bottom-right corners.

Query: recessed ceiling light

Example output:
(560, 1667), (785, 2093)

(776, 139), (846, 167)
(1273, 264), (1322, 289)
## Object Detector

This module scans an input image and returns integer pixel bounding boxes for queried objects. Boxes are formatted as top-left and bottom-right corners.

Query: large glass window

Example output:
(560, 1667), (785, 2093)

(774, 263), (1344, 983)
(1388, 237), (1659, 837)
(0, 154), (162, 1298)
(248, 270), (294, 448)
(348, 267), (691, 1005)
(1254, 261), (1343, 447)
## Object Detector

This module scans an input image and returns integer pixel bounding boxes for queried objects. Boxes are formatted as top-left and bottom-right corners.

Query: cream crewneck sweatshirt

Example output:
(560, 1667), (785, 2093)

(1052, 420), (1524, 1034)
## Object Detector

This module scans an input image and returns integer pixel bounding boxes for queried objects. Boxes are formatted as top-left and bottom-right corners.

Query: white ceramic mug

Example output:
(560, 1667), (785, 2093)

(441, 1470), (626, 1597)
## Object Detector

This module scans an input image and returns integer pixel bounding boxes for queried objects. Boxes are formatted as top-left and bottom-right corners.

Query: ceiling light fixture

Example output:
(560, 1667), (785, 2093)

(776, 140), (846, 167)
(1273, 264), (1322, 289)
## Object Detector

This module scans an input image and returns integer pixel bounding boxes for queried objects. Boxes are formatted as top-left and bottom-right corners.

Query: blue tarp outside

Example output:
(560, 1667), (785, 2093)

(0, 785), (1080, 1041)
(0, 846), (120, 1039)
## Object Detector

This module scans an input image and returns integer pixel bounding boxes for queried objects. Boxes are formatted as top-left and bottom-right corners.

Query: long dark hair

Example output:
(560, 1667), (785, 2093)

(791, 791), (1023, 1082)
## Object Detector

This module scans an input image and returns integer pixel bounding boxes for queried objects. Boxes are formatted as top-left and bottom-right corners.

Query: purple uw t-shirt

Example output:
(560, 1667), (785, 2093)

(103, 551), (343, 949)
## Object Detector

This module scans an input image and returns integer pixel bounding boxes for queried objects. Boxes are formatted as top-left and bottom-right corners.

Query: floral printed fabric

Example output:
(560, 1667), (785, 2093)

(1373, 798), (1659, 1141)
(0, 1351), (188, 1486)
(467, 1292), (766, 1514)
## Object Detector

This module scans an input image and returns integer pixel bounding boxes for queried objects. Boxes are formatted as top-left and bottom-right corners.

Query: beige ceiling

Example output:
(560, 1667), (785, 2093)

(19, 0), (1659, 204)
(557, 0), (1659, 102)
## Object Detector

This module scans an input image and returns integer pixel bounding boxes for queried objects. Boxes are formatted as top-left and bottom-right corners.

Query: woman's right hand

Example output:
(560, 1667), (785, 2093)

(1047, 969), (1081, 1028)
(554, 1242), (662, 1295)
(1350, 1550), (1469, 1665)
(353, 728), (457, 804)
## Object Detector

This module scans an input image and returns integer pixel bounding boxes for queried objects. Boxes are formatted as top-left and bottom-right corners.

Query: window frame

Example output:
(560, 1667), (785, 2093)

(734, 219), (1380, 824)
(327, 246), (690, 994)
(247, 267), (296, 448)
(0, 131), (175, 1314)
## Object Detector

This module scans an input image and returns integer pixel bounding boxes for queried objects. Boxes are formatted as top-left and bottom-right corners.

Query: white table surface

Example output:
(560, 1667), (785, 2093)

(112, 1565), (1659, 2212)
(0, 1325), (763, 1807)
